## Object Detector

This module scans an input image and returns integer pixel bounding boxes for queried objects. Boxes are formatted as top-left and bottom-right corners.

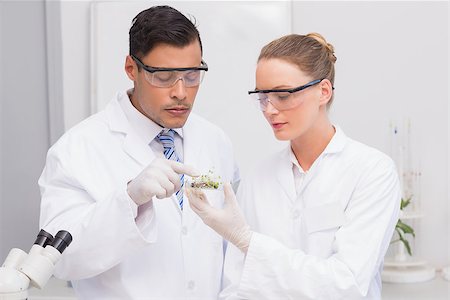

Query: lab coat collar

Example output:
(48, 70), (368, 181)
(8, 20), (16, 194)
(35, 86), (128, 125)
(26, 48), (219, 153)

(322, 125), (348, 155)
(105, 90), (201, 171)
(275, 125), (348, 203)
(105, 91), (132, 135)
(104, 91), (154, 167)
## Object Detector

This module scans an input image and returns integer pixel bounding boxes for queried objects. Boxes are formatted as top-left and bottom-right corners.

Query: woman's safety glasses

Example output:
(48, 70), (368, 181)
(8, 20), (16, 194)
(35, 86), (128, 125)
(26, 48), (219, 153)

(248, 79), (323, 111)
(131, 55), (208, 88)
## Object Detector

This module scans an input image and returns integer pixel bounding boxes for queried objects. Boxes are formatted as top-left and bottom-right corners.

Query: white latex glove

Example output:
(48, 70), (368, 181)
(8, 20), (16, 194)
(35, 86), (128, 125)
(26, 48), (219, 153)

(128, 157), (200, 205)
(186, 182), (252, 253)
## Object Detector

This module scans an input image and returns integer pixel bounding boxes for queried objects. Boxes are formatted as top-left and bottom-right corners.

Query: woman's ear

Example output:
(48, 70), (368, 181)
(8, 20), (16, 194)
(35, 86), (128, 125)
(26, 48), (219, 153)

(125, 55), (138, 81)
(319, 79), (333, 106)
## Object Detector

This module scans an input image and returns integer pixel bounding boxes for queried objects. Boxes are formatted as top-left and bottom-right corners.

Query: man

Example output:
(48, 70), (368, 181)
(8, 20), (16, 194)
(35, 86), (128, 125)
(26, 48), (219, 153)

(39, 5), (239, 299)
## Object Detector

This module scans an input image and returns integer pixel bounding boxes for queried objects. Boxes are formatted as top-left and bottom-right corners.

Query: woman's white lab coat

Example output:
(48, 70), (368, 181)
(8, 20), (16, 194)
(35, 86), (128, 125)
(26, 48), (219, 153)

(220, 127), (400, 300)
(39, 91), (239, 299)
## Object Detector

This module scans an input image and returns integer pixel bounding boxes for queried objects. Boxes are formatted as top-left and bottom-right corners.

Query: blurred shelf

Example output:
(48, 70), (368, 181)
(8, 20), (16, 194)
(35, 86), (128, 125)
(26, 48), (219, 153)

(382, 271), (450, 300)
(382, 265), (436, 283)
(384, 258), (429, 267)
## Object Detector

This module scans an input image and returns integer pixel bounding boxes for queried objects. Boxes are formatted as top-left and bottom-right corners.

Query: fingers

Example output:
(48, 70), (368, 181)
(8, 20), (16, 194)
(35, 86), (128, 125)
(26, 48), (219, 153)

(168, 160), (200, 177)
(153, 177), (175, 199)
(185, 187), (210, 212)
(223, 182), (234, 197)
(223, 182), (237, 205)
(185, 188), (197, 211)
(149, 164), (180, 195)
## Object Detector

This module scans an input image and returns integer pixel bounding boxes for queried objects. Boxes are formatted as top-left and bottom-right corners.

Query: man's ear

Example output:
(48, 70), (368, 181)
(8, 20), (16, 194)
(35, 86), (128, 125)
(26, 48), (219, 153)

(125, 55), (138, 81)
(319, 79), (333, 106)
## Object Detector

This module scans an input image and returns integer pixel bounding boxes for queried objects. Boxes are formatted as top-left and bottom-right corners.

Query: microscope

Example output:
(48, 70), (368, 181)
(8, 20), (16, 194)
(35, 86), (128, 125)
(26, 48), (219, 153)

(0, 229), (72, 300)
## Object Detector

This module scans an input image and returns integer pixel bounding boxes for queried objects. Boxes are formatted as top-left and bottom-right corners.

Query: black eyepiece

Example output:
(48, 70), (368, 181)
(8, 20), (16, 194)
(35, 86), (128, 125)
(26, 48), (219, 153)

(51, 230), (73, 254)
(34, 229), (54, 247)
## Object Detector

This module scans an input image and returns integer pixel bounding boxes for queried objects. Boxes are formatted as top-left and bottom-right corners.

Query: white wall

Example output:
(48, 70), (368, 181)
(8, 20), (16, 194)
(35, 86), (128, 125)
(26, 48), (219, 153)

(60, 1), (92, 132)
(89, 1), (292, 177)
(0, 1), (50, 258)
(57, 0), (449, 268)
(292, 1), (448, 267)
(0, 1), (3, 260)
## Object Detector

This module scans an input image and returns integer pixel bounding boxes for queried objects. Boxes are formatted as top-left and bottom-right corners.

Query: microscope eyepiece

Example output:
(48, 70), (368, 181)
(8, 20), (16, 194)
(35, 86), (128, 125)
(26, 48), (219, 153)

(50, 230), (72, 254)
(34, 229), (54, 247)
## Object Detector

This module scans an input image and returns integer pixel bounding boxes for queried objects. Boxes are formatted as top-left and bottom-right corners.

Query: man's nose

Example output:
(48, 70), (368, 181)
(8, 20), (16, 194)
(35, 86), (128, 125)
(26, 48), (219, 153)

(170, 77), (187, 100)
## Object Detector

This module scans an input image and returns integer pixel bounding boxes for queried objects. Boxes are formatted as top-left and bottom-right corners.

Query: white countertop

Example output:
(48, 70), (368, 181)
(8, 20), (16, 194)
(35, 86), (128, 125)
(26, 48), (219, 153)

(28, 274), (450, 300)
(28, 278), (75, 300)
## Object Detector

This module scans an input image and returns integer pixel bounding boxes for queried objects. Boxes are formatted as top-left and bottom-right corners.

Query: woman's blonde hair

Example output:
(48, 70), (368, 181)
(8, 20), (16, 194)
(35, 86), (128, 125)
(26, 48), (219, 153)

(258, 33), (336, 105)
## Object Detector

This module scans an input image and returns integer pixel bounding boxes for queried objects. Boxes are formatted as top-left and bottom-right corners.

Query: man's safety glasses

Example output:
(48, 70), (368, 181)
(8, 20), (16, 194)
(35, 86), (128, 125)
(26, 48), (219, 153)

(248, 79), (324, 111)
(131, 55), (208, 88)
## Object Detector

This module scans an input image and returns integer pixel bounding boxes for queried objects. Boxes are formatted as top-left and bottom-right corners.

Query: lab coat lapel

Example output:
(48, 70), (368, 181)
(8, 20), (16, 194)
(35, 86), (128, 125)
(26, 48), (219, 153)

(123, 130), (155, 167)
(275, 148), (297, 204)
(106, 93), (155, 167)
(182, 115), (206, 221)
(289, 126), (348, 198)
(182, 115), (205, 168)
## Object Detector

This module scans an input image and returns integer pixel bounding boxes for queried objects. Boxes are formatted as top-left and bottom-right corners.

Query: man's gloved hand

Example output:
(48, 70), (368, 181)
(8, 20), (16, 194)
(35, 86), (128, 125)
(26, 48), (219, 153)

(186, 182), (253, 253)
(127, 158), (199, 205)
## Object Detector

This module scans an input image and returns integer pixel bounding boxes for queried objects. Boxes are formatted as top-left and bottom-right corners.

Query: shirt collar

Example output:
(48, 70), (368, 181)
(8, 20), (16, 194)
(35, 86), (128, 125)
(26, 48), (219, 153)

(120, 89), (183, 144)
(289, 148), (306, 174)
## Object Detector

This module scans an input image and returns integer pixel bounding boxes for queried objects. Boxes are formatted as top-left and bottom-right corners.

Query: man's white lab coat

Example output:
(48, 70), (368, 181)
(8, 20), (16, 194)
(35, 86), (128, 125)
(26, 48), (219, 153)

(39, 91), (239, 300)
(220, 127), (400, 300)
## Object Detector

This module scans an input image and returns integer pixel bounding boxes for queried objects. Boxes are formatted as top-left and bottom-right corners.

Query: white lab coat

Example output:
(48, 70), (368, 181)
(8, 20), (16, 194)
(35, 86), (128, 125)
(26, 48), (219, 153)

(39, 91), (239, 300)
(220, 127), (400, 300)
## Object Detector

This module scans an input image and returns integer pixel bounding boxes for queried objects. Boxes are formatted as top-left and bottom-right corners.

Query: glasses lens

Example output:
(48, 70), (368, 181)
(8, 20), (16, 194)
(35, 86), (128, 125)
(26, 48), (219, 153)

(150, 71), (177, 87)
(144, 70), (205, 88)
(183, 70), (205, 87)
(270, 92), (295, 110)
(249, 93), (268, 111)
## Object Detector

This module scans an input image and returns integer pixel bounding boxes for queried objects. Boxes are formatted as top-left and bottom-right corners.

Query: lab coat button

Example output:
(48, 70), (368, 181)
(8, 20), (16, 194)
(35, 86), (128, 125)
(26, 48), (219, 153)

(187, 280), (195, 290)
(181, 226), (188, 235)
(292, 210), (300, 219)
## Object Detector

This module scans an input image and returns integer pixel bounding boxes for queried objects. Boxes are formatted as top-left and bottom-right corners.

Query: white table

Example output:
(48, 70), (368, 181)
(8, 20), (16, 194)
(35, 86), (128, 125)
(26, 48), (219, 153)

(28, 275), (450, 300)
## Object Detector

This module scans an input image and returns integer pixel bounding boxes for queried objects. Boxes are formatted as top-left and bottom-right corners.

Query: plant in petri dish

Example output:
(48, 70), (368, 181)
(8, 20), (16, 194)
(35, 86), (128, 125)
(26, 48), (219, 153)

(189, 169), (222, 190)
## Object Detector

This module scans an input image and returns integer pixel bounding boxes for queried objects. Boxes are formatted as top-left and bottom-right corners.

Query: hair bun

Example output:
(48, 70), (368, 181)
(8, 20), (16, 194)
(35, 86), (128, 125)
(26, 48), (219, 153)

(307, 32), (337, 63)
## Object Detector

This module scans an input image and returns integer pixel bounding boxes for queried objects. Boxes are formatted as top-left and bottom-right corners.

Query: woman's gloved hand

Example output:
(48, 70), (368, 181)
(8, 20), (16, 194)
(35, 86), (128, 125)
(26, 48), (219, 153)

(186, 182), (252, 253)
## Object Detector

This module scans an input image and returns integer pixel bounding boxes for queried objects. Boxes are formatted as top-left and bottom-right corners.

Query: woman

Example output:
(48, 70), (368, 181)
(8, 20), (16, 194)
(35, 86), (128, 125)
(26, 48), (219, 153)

(186, 33), (400, 299)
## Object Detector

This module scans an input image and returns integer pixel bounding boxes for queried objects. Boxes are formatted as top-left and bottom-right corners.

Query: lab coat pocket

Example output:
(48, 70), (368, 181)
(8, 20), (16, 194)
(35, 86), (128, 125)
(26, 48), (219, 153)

(304, 201), (345, 234)
(304, 202), (345, 257)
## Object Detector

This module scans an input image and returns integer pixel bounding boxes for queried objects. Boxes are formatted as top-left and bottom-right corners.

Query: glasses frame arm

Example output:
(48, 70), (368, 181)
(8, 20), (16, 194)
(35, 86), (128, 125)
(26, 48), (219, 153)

(131, 55), (208, 73)
(248, 78), (335, 95)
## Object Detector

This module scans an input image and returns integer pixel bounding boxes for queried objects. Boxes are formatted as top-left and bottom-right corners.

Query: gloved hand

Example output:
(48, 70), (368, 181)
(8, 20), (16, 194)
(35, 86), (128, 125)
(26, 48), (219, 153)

(127, 158), (199, 205)
(186, 182), (253, 253)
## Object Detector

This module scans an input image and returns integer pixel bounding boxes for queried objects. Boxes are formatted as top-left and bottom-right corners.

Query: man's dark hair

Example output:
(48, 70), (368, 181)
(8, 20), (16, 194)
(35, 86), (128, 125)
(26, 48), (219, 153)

(129, 5), (203, 62)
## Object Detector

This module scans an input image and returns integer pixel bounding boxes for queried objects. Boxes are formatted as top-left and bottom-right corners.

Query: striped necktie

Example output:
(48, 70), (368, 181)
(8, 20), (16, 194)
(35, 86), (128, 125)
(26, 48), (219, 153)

(157, 129), (184, 210)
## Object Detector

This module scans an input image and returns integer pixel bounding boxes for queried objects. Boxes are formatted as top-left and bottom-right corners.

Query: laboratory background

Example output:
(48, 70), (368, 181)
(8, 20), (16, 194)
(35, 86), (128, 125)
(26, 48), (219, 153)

(0, 0), (448, 299)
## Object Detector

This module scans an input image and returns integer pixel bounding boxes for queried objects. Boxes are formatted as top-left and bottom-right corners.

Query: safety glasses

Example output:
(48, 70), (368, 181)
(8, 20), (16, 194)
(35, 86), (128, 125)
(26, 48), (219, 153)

(131, 55), (208, 88)
(248, 79), (324, 111)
